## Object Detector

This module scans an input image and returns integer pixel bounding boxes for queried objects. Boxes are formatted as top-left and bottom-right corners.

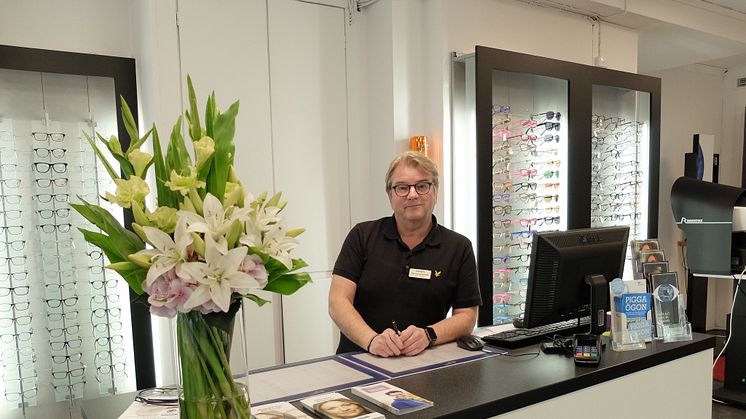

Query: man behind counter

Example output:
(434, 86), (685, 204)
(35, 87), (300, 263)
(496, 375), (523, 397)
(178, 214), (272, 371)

(328, 151), (481, 357)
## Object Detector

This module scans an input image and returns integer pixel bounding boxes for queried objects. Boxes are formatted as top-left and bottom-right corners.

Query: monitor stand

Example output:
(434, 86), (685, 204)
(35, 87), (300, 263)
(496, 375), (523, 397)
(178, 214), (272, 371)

(585, 274), (608, 335)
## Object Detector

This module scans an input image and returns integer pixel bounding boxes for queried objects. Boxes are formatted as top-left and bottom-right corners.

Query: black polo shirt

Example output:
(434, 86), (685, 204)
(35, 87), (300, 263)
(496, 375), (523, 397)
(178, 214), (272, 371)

(332, 215), (481, 353)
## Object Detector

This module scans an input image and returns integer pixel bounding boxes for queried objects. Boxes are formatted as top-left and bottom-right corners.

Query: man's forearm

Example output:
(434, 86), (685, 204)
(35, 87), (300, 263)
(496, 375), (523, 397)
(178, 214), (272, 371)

(329, 298), (377, 349)
(429, 307), (477, 345)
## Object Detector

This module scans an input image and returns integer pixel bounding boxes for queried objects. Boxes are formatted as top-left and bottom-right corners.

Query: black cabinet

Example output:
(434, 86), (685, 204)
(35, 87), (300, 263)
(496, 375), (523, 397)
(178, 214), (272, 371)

(454, 46), (660, 327)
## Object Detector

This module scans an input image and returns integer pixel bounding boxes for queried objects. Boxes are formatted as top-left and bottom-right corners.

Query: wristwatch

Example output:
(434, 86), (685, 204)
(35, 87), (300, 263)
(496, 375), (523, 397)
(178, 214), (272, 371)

(424, 326), (437, 347)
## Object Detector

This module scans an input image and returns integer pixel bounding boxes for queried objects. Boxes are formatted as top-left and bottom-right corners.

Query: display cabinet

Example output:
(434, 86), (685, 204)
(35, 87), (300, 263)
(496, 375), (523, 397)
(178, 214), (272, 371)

(0, 45), (152, 413)
(453, 46), (660, 327)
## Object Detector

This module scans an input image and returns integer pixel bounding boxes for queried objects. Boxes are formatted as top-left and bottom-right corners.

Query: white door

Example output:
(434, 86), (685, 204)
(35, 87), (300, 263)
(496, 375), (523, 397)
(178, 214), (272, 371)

(268, 0), (349, 363)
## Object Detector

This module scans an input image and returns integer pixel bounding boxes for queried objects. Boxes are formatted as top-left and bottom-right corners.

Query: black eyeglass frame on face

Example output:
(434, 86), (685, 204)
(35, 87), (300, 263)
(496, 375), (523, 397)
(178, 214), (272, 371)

(390, 181), (434, 197)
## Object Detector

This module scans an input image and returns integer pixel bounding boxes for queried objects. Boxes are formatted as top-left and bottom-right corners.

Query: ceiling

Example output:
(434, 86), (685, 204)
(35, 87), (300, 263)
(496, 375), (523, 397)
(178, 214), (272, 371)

(516, 0), (746, 73)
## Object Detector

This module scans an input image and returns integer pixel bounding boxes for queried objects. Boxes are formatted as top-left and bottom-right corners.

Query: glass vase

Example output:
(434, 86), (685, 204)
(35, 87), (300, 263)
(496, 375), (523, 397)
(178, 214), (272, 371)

(177, 301), (251, 419)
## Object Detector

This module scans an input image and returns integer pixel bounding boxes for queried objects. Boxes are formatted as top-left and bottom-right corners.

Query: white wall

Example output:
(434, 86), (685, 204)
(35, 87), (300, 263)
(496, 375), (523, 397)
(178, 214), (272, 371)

(648, 65), (726, 329)
(0, 0), (134, 57)
(358, 0), (639, 238)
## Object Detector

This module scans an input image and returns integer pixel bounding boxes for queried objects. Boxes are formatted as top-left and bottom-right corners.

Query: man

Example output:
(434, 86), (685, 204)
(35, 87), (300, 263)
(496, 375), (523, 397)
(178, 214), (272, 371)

(385, 390), (431, 410)
(329, 151), (481, 356)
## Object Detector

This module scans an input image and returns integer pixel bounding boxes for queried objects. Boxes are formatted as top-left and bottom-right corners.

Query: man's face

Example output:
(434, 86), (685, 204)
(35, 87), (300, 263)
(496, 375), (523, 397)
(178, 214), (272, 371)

(388, 391), (406, 399)
(388, 164), (436, 224)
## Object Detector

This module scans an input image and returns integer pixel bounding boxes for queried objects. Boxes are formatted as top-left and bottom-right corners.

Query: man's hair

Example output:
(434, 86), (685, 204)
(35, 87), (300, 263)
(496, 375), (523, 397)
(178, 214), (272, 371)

(384, 151), (439, 193)
(385, 390), (405, 396)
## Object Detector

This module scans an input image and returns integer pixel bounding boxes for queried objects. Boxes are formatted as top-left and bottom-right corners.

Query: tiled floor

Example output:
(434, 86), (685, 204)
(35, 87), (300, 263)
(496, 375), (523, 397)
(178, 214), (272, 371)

(713, 401), (746, 418)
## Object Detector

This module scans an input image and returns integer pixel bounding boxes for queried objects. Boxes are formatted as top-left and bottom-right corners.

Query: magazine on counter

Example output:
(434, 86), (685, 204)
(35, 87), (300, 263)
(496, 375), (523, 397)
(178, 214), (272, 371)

(351, 382), (433, 415)
(299, 392), (384, 419)
(251, 400), (314, 418)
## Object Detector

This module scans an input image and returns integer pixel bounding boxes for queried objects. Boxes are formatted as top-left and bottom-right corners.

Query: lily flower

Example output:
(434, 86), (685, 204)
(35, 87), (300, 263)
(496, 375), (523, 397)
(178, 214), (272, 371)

(181, 193), (248, 254)
(137, 217), (193, 288)
(180, 236), (262, 312)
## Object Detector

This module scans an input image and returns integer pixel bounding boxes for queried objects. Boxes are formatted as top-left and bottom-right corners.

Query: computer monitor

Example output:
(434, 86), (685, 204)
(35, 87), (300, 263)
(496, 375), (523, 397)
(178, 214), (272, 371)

(522, 226), (630, 332)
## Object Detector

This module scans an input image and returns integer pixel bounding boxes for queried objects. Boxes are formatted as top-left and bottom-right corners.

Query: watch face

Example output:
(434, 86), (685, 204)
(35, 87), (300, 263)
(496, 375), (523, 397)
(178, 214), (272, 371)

(425, 327), (437, 342)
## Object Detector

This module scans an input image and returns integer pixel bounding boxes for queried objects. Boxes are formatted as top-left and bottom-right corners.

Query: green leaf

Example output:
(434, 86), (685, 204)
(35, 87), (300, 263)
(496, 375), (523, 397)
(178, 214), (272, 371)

(243, 294), (270, 307)
(120, 96), (141, 152)
(263, 272), (312, 295)
(202, 300), (241, 332)
(128, 126), (154, 153)
(151, 125), (178, 208)
(71, 200), (145, 256)
(205, 92), (217, 139)
(77, 229), (126, 262)
(166, 116), (192, 176)
(186, 75), (201, 141)
(206, 100), (239, 201)
(96, 132), (134, 178)
(107, 261), (146, 295)
(83, 132), (120, 181)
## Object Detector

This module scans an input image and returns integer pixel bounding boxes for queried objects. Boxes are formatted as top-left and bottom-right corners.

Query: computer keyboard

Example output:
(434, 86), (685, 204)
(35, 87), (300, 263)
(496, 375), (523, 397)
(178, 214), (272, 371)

(482, 317), (591, 349)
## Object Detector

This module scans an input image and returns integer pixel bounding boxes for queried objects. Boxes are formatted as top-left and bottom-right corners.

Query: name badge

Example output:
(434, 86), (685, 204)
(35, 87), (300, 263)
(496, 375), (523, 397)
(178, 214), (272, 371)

(409, 268), (432, 280)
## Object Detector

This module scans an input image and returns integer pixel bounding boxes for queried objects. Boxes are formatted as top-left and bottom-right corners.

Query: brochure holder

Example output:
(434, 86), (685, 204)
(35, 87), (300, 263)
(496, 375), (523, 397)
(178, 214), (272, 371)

(650, 272), (692, 342)
(609, 278), (650, 351)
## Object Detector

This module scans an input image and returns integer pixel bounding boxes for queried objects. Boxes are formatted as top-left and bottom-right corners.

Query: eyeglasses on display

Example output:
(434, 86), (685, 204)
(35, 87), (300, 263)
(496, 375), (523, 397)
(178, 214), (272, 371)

(0, 179), (21, 189)
(34, 178), (69, 188)
(32, 148), (67, 159)
(32, 162), (68, 174)
(33, 193), (69, 203)
(49, 338), (83, 351)
(32, 132), (65, 142)
(37, 208), (71, 219)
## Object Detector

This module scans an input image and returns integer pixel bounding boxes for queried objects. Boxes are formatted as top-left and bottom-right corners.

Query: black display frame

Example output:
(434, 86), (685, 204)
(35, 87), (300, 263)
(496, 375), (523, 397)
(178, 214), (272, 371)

(475, 46), (661, 326)
(0, 44), (155, 389)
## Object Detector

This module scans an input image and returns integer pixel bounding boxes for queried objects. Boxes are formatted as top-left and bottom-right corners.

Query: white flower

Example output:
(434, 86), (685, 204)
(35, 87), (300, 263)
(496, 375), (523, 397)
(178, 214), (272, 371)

(138, 217), (193, 287)
(241, 220), (298, 270)
(180, 193), (245, 254)
(179, 236), (262, 312)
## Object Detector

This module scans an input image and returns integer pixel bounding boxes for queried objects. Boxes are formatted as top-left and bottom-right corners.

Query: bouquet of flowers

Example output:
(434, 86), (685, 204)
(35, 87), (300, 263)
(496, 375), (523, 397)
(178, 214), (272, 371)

(71, 77), (310, 418)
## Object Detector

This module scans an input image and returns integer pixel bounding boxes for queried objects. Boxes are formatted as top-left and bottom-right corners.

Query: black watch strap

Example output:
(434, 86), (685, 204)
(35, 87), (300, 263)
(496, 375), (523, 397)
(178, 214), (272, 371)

(424, 326), (437, 346)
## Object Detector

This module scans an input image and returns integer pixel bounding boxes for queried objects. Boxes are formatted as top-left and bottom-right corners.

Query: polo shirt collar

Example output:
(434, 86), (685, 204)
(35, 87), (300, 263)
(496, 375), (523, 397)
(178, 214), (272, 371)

(384, 214), (442, 247)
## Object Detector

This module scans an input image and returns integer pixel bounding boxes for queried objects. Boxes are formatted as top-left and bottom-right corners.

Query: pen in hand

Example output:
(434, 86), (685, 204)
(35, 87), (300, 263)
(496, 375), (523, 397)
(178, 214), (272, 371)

(391, 320), (401, 336)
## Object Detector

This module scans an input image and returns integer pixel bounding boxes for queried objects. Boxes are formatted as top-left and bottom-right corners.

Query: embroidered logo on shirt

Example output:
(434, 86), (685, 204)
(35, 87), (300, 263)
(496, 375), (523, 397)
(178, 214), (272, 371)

(434, 270), (442, 278)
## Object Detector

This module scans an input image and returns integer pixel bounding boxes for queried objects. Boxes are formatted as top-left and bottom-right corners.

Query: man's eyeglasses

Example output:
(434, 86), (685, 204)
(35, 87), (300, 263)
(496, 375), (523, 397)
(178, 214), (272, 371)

(390, 181), (433, 197)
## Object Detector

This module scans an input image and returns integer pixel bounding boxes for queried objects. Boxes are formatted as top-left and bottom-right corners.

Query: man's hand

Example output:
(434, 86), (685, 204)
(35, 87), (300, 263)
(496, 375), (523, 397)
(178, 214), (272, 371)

(399, 325), (430, 356)
(369, 328), (403, 357)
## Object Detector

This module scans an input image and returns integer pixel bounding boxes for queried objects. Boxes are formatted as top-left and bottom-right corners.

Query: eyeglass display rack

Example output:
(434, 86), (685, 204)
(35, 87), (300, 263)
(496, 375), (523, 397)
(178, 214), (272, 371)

(0, 46), (150, 415)
(0, 116), (136, 411)
(454, 46), (661, 327)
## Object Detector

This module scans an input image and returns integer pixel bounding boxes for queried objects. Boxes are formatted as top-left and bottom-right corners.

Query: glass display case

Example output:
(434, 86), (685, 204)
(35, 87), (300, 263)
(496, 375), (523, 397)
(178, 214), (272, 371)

(488, 71), (568, 325)
(0, 45), (149, 414)
(454, 46), (660, 327)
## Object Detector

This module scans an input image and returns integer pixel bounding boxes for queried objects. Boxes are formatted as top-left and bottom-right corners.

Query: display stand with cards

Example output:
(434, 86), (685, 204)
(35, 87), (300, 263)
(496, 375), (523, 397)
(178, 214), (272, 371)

(650, 272), (692, 342)
(609, 277), (650, 351)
